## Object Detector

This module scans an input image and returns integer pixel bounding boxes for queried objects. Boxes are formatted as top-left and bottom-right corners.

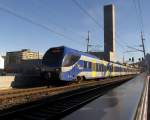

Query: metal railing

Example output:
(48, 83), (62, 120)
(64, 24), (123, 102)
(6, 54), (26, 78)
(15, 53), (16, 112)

(135, 74), (149, 120)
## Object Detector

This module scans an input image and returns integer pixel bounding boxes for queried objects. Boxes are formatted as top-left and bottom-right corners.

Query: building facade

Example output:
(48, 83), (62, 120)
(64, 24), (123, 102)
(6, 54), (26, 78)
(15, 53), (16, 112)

(5, 49), (41, 65)
(0, 55), (4, 70)
(5, 49), (42, 73)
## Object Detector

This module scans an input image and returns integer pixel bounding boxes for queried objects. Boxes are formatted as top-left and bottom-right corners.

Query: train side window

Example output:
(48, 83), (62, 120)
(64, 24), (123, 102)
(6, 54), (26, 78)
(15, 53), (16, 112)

(114, 66), (116, 72)
(84, 61), (88, 68)
(107, 65), (112, 72)
(104, 65), (106, 72)
(116, 67), (119, 72)
(89, 62), (92, 69)
(116, 67), (118, 72)
(110, 65), (112, 72)
(99, 64), (102, 71)
(101, 64), (104, 71)
(96, 63), (99, 71)
(115, 67), (117, 72)
(102, 64), (104, 71)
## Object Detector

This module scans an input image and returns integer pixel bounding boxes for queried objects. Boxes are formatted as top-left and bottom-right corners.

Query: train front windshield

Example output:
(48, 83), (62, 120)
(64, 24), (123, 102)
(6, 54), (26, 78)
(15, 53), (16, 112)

(42, 48), (64, 67)
(62, 54), (80, 67)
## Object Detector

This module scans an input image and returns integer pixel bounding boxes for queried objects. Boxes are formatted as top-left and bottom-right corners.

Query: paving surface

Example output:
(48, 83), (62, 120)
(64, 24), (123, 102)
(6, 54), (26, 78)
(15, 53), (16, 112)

(63, 73), (146, 120)
(0, 75), (44, 89)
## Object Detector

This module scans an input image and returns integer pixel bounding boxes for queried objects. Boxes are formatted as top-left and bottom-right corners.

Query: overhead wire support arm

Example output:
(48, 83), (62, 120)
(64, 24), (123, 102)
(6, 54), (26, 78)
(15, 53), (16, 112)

(127, 46), (144, 52)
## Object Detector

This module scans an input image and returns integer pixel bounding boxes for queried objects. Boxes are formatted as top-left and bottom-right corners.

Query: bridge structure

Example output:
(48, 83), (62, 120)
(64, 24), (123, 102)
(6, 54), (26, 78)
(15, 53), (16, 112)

(0, 73), (149, 120)
(63, 73), (149, 120)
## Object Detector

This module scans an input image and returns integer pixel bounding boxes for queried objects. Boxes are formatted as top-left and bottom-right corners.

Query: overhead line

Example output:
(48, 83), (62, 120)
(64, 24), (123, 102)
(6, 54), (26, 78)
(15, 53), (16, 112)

(0, 5), (83, 45)
(72, 0), (103, 29)
(33, 0), (87, 40)
(72, 0), (130, 51)
(137, 0), (145, 33)
(132, 0), (146, 57)
(133, 0), (144, 33)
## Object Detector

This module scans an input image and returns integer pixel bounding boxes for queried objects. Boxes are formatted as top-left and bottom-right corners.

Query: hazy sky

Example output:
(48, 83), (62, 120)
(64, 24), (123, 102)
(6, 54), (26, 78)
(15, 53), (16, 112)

(0, 0), (149, 62)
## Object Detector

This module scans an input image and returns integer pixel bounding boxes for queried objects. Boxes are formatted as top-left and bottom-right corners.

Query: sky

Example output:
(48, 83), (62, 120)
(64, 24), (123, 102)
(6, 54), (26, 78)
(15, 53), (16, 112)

(0, 0), (149, 62)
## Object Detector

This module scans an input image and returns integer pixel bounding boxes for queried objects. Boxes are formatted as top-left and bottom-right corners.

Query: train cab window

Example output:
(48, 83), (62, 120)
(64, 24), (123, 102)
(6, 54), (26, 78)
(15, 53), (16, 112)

(42, 48), (63, 67)
(62, 54), (80, 67)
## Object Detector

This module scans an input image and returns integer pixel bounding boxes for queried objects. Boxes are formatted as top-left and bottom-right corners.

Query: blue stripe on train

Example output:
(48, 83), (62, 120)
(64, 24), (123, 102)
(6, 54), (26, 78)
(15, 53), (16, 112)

(60, 60), (112, 81)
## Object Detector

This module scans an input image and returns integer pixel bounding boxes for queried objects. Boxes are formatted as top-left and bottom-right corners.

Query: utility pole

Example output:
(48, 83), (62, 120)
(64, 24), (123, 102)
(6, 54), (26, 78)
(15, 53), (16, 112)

(141, 32), (146, 58)
(86, 31), (90, 52)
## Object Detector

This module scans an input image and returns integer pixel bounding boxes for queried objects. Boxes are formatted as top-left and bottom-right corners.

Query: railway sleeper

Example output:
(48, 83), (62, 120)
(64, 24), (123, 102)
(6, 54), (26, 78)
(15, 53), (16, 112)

(38, 109), (61, 114)
(17, 114), (45, 120)
(19, 112), (49, 119)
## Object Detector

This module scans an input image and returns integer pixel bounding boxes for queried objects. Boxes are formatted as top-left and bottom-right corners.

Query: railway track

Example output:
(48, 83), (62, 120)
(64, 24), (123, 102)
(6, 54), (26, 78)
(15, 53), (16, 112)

(0, 87), (48, 96)
(0, 78), (128, 120)
(0, 75), (135, 111)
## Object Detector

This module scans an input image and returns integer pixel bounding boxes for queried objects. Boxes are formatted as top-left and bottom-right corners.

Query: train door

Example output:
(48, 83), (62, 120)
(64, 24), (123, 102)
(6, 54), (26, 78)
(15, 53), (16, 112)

(92, 62), (96, 78)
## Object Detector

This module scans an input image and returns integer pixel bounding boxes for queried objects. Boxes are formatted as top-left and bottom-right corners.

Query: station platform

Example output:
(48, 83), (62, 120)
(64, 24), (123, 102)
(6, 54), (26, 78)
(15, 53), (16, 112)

(62, 73), (147, 120)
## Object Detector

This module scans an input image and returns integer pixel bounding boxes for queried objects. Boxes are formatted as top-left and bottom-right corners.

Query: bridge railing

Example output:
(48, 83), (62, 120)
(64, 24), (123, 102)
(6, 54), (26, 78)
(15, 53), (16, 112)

(134, 74), (149, 120)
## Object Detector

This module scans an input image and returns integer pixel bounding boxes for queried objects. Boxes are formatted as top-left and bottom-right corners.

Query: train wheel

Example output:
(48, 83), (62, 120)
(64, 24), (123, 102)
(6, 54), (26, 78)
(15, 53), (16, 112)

(75, 76), (83, 83)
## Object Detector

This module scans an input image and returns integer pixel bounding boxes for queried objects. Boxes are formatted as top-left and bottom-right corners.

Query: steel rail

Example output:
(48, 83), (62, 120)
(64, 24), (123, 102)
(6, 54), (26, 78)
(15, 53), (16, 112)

(0, 79), (128, 120)
(0, 75), (135, 111)
(0, 75), (134, 97)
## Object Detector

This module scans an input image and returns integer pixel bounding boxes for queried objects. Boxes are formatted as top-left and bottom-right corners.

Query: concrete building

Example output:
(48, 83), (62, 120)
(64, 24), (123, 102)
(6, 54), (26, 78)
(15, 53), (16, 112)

(5, 49), (42, 65)
(90, 4), (116, 62)
(5, 49), (42, 73)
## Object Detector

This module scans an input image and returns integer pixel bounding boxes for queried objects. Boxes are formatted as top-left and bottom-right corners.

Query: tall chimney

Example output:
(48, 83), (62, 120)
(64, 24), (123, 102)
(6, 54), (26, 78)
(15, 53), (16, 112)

(104, 4), (115, 61)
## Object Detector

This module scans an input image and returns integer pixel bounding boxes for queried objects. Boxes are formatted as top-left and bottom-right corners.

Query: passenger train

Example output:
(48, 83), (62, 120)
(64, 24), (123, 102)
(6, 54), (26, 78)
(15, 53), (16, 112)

(41, 46), (139, 82)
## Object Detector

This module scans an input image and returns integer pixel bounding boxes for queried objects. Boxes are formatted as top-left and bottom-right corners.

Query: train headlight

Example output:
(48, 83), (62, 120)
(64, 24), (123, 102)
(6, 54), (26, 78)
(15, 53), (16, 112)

(56, 68), (60, 72)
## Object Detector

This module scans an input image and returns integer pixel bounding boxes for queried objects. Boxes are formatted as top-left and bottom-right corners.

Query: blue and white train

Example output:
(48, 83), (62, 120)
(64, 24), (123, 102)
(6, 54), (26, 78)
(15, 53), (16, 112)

(41, 46), (139, 82)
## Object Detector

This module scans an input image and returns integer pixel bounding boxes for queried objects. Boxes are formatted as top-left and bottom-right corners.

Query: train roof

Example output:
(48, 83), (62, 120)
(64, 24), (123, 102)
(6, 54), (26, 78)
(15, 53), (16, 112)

(48, 46), (137, 69)
(50, 46), (99, 59)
